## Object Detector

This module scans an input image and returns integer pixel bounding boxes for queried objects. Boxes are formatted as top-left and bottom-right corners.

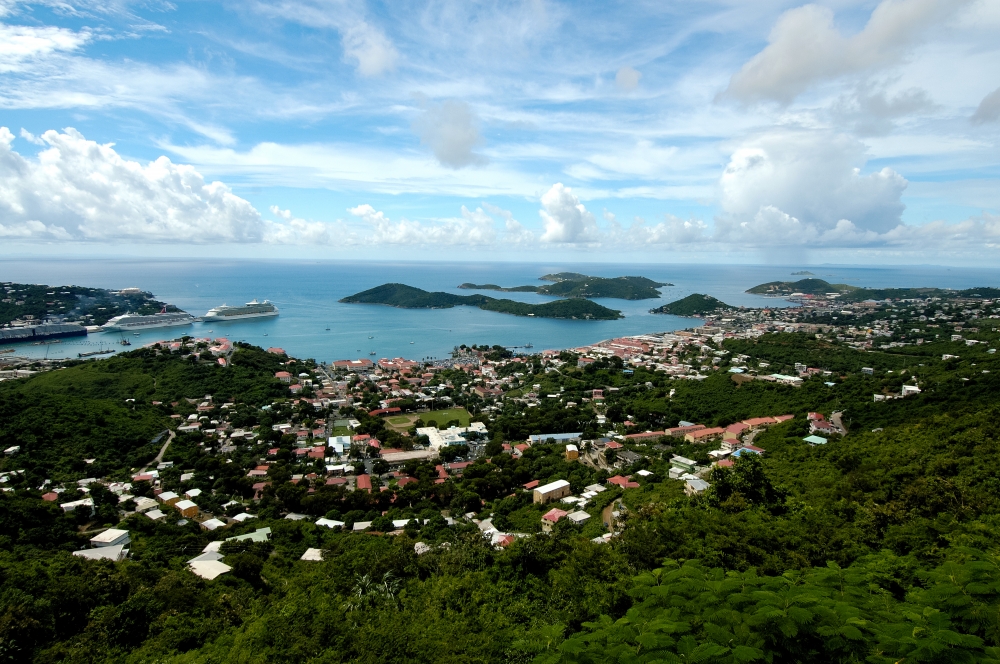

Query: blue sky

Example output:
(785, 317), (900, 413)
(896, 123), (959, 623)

(0, 0), (998, 264)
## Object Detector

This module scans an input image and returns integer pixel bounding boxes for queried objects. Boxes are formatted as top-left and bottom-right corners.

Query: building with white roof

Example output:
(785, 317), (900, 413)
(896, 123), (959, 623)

(90, 529), (130, 548)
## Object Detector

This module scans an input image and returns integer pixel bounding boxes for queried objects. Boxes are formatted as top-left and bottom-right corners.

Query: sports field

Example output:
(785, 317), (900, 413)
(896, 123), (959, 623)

(384, 407), (471, 430)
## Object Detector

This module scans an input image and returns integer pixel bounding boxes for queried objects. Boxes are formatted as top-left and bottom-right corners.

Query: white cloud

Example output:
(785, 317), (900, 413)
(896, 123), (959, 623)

(724, 0), (962, 104)
(0, 21), (91, 73)
(719, 131), (907, 236)
(539, 183), (599, 243)
(615, 66), (641, 91)
(412, 99), (487, 169)
(0, 126), (264, 242)
(348, 203), (497, 246)
(831, 81), (936, 135)
(341, 20), (398, 76)
(971, 86), (1000, 124)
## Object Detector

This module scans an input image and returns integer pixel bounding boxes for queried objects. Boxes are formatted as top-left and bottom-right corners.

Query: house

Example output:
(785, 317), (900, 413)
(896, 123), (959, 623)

(60, 498), (94, 514)
(684, 427), (725, 443)
(133, 496), (158, 512)
(175, 499), (199, 518)
(188, 560), (231, 580)
(669, 455), (698, 473)
(567, 511), (591, 524)
(355, 474), (373, 492)
(685, 479), (710, 495)
(275, 371), (292, 383)
(533, 479), (571, 504)
(300, 548), (324, 561)
(200, 518), (226, 531)
(541, 508), (569, 532)
(607, 475), (640, 489)
(804, 435), (828, 445)
(145, 509), (166, 521)
(226, 527), (271, 543)
(523, 479), (540, 490)
(565, 444), (579, 461)
(158, 491), (180, 506)
(90, 529), (130, 548)
(73, 544), (127, 562)
(625, 431), (665, 441)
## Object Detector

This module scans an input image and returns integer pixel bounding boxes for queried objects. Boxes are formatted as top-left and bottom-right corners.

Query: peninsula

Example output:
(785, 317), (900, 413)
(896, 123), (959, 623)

(458, 274), (671, 300)
(340, 283), (623, 320)
(650, 293), (732, 316)
(747, 278), (1000, 302)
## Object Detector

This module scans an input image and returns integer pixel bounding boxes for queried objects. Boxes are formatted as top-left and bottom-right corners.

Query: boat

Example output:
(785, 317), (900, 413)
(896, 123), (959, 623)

(0, 322), (86, 344)
(78, 349), (116, 358)
(102, 307), (195, 332)
(369, 351), (376, 355)
(203, 299), (279, 321)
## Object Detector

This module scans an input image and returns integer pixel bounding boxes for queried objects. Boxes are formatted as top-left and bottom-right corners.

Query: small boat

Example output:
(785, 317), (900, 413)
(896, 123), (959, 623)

(263, 333), (268, 337)
(368, 335), (373, 339)
(410, 341), (414, 344)
(133, 332), (140, 336)
(369, 351), (376, 355)
(326, 327), (331, 331)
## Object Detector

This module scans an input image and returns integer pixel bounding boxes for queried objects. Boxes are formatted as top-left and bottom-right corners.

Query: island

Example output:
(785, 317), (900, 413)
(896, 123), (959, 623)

(458, 274), (672, 300)
(0, 281), (177, 327)
(746, 278), (1000, 303)
(340, 283), (623, 320)
(791, 271), (815, 276)
(650, 293), (732, 317)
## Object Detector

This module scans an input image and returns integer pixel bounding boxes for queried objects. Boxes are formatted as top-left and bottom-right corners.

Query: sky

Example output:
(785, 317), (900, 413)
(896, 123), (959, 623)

(0, 0), (998, 265)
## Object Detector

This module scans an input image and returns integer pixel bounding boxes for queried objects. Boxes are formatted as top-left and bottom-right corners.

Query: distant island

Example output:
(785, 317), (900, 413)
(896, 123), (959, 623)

(747, 278), (1000, 302)
(650, 293), (731, 317)
(340, 283), (623, 320)
(458, 274), (672, 300)
(791, 271), (815, 276)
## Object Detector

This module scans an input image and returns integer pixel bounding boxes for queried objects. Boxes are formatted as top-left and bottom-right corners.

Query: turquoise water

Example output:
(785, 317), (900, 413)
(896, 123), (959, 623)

(2, 259), (999, 362)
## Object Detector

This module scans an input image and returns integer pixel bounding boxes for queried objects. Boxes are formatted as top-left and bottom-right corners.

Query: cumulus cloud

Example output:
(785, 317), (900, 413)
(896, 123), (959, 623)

(718, 131), (907, 237)
(971, 86), (1000, 124)
(348, 203), (498, 245)
(615, 66), (641, 91)
(539, 183), (599, 243)
(341, 20), (398, 76)
(412, 100), (487, 169)
(724, 0), (960, 104)
(0, 126), (265, 242)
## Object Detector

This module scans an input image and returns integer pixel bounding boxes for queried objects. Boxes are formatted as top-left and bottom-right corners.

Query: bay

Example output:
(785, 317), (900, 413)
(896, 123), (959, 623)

(2, 259), (999, 362)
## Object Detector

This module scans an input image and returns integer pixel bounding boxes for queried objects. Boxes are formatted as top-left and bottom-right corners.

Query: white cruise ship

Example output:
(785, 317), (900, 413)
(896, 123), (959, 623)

(102, 307), (196, 332)
(203, 299), (279, 321)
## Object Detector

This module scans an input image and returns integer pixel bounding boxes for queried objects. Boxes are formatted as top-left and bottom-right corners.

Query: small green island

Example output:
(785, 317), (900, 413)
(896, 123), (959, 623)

(650, 293), (732, 317)
(746, 278), (1000, 302)
(791, 271), (815, 276)
(458, 273), (671, 300)
(340, 283), (623, 320)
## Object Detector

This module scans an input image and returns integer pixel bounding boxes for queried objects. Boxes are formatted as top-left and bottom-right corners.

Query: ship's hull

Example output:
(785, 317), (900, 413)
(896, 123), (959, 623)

(102, 317), (195, 332)
(0, 324), (87, 343)
(203, 310), (279, 322)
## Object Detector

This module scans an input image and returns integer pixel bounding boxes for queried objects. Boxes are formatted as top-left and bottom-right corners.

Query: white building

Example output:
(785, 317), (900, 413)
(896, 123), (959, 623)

(90, 529), (130, 548)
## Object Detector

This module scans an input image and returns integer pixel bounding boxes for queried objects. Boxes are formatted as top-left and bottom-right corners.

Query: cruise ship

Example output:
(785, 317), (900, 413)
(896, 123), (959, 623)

(101, 307), (195, 332)
(203, 299), (279, 321)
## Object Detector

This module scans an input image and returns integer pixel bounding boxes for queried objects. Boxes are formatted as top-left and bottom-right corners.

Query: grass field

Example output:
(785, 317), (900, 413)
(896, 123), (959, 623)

(383, 407), (472, 431)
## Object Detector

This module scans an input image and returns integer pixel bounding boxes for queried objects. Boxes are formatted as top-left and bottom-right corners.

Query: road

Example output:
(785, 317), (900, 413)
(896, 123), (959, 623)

(143, 429), (175, 472)
(831, 411), (848, 434)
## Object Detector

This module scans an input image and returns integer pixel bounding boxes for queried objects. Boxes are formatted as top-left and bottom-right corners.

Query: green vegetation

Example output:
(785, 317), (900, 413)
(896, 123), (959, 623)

(459, 274), (671, 300)
(341, 283), (623, 319)
(650, 293), (731, 316)
(747, 278), (859, 296)
(5, 315), (1000, 662)
(0, 282), (178, 326)
(747, 277), (1000, 303)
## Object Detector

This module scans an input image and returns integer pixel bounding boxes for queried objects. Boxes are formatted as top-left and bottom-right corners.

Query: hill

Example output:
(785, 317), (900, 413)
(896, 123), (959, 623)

(650, 293), (731, 316)
(341, 283), (622, 319)
(746, 278), (858, 296)
(459, 274), (672, 300)
(746, 278), (1000, 302)
(0, 282), (179, 326)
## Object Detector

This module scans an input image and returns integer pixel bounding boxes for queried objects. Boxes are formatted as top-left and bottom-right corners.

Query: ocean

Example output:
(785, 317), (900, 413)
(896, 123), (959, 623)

(2, 259), (999, 362)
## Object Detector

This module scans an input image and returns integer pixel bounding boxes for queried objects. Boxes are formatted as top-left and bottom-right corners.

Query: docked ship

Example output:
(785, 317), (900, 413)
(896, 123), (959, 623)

(0, 322), (87, 343)
(101, 307), (195, 332)
(203, 299), (279, 321)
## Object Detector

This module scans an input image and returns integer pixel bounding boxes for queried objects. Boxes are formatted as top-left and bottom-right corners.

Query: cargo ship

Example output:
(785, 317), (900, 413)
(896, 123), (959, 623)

(0, 322), (87, 343)
(203, 299), (279, 321)
(101, 307), (195, 331)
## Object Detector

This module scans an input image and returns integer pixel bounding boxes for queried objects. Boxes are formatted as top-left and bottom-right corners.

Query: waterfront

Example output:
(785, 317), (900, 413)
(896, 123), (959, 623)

(2, 259), (999, 362)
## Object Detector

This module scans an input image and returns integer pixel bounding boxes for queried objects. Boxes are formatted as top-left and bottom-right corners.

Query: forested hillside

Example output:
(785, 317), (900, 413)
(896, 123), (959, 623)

(2, 326), (1000, 662)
